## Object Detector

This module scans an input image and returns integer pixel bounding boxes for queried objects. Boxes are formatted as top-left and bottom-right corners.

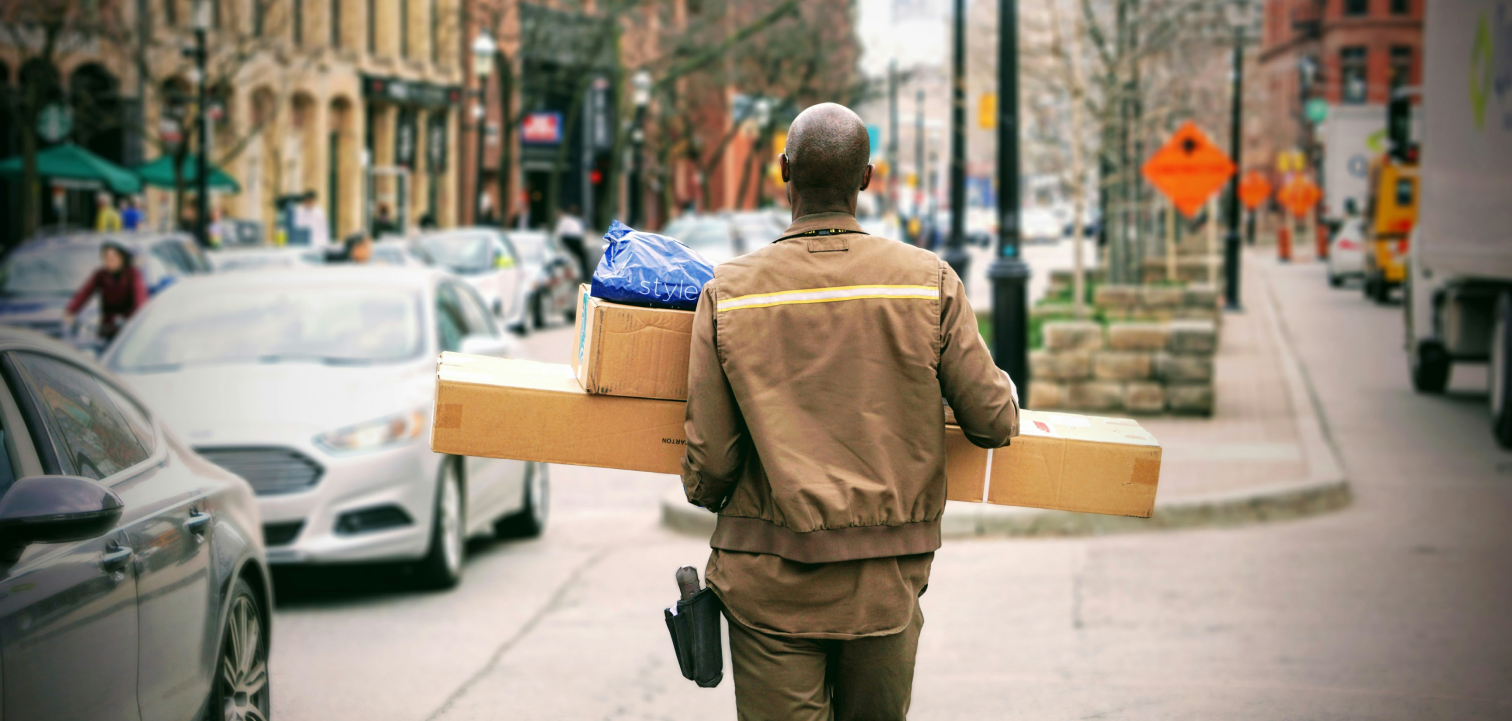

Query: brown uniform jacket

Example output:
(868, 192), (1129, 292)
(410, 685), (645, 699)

(681, 212), (1020, 569)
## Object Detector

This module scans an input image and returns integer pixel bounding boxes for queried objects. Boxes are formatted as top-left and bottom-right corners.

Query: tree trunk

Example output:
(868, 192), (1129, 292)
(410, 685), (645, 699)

(495, 50), (514, 226)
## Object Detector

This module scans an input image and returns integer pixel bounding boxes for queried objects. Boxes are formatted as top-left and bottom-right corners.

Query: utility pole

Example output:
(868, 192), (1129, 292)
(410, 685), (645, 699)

(915, 88), (925, 244)
(194, 15), (210, 246)
(888, 60), (899, 216)
(1223, 8), (1247, 310)
(944, 0), (970, 285)
(989, 0), (1030, 396)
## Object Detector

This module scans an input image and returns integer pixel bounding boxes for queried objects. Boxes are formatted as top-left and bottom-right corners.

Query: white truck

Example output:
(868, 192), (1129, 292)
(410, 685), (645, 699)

(1405, 0), (1512, 445)
(1321, 105), (1387, 222)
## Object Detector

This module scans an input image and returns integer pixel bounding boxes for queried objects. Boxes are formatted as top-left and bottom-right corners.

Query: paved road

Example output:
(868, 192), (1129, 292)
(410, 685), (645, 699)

(270, 252), (1512, 719)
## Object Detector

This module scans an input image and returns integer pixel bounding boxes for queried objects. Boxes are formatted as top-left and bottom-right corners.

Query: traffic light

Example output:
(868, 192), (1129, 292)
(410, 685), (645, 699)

(1387, 92), (1415, 163)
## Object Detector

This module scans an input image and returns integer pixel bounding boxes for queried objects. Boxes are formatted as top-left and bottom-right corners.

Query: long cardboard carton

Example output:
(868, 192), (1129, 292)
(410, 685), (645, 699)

(571, 285), (695, 401)
(434, 354), (687, 474)
(433, 353), (1161, 517)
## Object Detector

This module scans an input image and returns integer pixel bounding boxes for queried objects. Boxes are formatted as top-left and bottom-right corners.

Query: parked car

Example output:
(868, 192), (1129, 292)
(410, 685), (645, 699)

(506, 229), (580, 329)
(371, 238), (431, 268)
(0, 326), (271, 721)
(661, 215), (740, 264)
(208, 245), (323, 273)
(416, 228), (528, 332)
(104, 267), (546, 589)
(1327, 217), (1368, 287)
(730, 211), (788, 251)
(0, 232), (211, 353)
(1022, 207), (1065, 244)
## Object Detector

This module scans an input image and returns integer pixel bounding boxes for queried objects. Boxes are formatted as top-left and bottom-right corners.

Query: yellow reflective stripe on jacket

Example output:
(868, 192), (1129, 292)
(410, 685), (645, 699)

(717, 284), (939, 312)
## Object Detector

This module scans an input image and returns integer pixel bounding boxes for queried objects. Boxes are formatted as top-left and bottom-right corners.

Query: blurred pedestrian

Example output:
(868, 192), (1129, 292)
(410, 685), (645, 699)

(120, 196), (143, 231)
(62, 241), (147, 345)
(341, 232), (373, 264)
(681, 103), (1019, 720)
(94, 192), (122, 232)
(555, 204), (588, 280)
(294, 190), (331, 249)
(373, 203), (400, 238)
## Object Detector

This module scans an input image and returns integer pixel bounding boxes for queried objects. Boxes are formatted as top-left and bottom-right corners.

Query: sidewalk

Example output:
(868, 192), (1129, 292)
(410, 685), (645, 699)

(661, 248), (1350, 537)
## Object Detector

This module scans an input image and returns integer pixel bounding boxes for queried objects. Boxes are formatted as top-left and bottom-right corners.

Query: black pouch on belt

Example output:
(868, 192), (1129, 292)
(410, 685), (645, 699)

(664, 587), (724, 688)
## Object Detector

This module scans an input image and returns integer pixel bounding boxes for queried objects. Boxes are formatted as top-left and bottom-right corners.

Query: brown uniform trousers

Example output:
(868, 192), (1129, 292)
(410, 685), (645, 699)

(726, 601), (924, 721)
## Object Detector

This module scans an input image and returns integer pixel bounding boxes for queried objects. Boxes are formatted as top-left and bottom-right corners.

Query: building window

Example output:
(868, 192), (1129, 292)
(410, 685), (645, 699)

(400, 0), (409, 57)
(1341, 46), (1368, 103)
(330, 0), (341, 48)
(367, 0), (376, 52)
(253, 0), (265, 35)
(1390, 46), (1413, 90)
(165, 0), (177, 25)
(1343, 0), (1368, 16)
(430, 0), (439, 65)
(1390, 0), (1409, 13)
(293, 0), (304, 45)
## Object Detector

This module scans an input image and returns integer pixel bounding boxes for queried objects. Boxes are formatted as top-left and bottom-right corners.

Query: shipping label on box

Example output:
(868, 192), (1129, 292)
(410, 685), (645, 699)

(945, 410), (1161, 518)
(572, 285), (695, 401)
(433, 353), (688, 475)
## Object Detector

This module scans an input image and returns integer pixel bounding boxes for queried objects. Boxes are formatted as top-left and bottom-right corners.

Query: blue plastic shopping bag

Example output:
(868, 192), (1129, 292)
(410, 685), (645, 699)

(590, 220), (715, 311)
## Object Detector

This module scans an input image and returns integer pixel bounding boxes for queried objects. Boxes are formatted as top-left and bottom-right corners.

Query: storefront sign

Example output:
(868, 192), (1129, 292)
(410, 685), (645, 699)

(522, 112), (563, 145)
(362, 75), (463, 109)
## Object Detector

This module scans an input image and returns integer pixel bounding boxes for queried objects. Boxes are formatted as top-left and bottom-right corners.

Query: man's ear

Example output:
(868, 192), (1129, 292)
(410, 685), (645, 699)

(780, 153), (791, 183)
(859, 164), (873, 192)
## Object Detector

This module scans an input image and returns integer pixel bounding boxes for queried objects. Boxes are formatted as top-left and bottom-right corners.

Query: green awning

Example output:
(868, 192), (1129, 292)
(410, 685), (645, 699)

(0, 143), (143, 194)
(133, 154), (241, 193)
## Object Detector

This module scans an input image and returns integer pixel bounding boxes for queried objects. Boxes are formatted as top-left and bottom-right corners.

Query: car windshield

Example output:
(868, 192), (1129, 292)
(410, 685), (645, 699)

(733, 216), (782, 246)
(0, 245), (102, 296)
(665, 220), (729, 252)
(213, 252), (301, 273)
(419, 234), (492, 273)
(507, 232), (548, 265)
(111, 285), (424, 371)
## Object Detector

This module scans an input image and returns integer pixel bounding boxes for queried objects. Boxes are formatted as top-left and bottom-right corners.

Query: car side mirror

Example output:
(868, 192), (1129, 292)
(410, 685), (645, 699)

(459, 334), (515, 357)
(0, 476), (124, 551)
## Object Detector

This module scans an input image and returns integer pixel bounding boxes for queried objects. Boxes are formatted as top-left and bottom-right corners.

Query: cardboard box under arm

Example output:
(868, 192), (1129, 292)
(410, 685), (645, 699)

(432, 354), (1161, 517)
(433, 354), (688, 475)
(571, 285), (695, 401)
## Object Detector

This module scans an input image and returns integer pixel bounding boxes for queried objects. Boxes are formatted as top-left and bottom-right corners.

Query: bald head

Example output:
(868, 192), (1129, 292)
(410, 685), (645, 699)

(781, 103), (872, 217)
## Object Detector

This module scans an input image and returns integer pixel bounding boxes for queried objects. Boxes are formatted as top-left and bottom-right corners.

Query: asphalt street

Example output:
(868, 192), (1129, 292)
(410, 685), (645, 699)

(269, 251), (1512, 720)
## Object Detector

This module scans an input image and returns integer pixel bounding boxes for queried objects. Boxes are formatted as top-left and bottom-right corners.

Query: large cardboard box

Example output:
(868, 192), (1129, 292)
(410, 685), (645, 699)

(433, 354), (1161, 517)
(945, 411), (1161, 518)
(433, 353), (688, 474)
(571, 285), (695, 401)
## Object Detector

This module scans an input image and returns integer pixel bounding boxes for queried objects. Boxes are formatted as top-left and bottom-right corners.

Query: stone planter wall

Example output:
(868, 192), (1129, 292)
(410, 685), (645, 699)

(1028, 284), (1221, 415)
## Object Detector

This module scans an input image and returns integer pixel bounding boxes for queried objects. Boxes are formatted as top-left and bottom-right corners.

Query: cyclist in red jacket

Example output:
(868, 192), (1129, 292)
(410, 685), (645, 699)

(62, 241), (148, 344)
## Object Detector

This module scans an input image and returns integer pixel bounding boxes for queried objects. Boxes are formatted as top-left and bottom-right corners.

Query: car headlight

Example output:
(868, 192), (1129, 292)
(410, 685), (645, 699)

(315, 409), (426, 454)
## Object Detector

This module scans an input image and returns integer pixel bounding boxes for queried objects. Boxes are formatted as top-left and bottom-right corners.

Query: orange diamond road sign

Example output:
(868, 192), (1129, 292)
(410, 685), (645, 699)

(1239, 171), (1272, 210)
(1279, 176), (1321, 217)
(1142, 121), (1237, 218)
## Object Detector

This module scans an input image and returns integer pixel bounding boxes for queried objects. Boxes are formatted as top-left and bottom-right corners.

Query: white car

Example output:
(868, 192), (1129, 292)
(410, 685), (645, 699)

(416, 228), (527, 331)
(103, 267), (545, 589)
(1021, 207), (1065, 244)
(506, 229), (580, 329)
(661, 215), (739, 264)
(1327, 218), (1368, 287)
(206, 246), (322, 273)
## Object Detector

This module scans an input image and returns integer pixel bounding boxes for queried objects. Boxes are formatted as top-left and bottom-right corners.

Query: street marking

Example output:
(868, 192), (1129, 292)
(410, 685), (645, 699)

(717, 284), (939, 312)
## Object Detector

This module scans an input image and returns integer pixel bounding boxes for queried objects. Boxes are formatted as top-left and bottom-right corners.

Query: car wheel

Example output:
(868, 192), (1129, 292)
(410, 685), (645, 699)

(210, 577), (270, 721)
(1410, 340), (1451, 394)
(495, 462), (549, 539)
(1493, 294), (1512, 448)
(413, 460), (466, 589)
(1373, 278), (1392, 304)
(1328, 270), (1342, 288)
(563, 293), (577, 323)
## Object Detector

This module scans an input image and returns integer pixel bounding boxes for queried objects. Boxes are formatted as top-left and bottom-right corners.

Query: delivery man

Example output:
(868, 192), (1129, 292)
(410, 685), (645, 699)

(681, 103), (1020, 720)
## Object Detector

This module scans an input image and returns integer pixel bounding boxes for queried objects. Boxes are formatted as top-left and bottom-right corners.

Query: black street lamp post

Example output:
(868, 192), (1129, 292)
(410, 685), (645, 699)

(191, 0), (210, 246)
(628, 70), (651, 228)
(989, 0), (1031, 395)
(1223, 0), (1250, 311)
(472, 32), (496, 225)
(944, 0), (971, 285)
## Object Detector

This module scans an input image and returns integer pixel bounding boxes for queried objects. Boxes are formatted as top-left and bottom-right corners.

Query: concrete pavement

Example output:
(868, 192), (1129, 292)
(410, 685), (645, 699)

(270, 250), (1512, 719)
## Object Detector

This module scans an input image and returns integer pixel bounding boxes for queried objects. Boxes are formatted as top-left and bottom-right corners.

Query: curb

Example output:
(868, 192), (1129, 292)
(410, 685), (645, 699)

(659, 254), (1350, 539)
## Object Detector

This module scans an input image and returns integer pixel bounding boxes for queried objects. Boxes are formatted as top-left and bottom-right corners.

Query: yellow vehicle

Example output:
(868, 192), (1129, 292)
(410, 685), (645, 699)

(1361, 156), (1418, 303)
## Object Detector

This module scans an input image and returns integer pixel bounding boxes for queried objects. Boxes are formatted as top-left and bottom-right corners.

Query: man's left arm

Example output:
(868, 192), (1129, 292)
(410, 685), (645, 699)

(681, 283), (744, 510)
